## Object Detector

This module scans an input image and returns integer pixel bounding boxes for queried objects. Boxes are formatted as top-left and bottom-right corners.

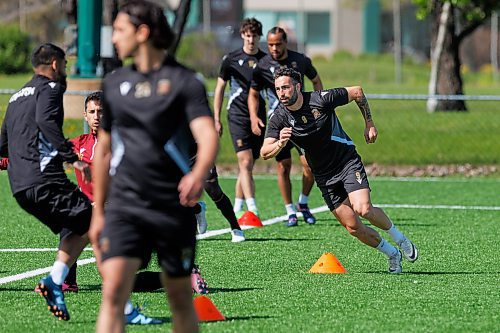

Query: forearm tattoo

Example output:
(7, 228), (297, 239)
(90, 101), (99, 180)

(357, 94), (372, 122)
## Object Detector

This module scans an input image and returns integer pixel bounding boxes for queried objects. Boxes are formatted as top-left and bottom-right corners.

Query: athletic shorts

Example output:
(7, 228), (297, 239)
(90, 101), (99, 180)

(206, 165), (218, 183)
(13, 182), (92, 236)
(275, 140), (304, 162)
(318, 155), (370, 210)
(227, 114), (264, 160)
(100, 205), (197, 277)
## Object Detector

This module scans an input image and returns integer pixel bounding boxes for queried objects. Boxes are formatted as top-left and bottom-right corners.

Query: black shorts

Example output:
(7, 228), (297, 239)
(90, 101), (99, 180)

(100, 205), (197, 277)
(275, 140), (304, 162)
(206, 165), (218, 183)
(14, 182), (92, 236)
(318, 155), (370, 210)
(228, 114), (264, 160)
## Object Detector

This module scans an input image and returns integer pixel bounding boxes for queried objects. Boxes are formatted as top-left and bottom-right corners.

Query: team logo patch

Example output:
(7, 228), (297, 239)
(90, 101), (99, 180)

(120, 81), (131, 96)
(301, 115), (308, 124)
(355, 171), (362, 184)
(270, 66), (275, 74)
(238, 59), (244, 66)
(48, 82), (56, 89)
(291, 61), (298, 68)
(156, 79), (171, 95)
(311, 108), (321, 119)
(78, 148), (86, 160)
(135, 81), (151, 98)
(236, 139), (243, 147)
(248, 59), (255, 68)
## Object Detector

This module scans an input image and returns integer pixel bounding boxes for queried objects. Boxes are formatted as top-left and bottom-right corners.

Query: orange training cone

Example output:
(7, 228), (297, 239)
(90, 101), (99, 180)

(308, 252), (347, 274)
(193, 295), (226, 322)
(238, 211), (263, 227)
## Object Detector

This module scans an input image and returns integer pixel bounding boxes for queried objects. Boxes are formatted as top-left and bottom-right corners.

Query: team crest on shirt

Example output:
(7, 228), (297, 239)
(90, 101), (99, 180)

(120, 81), (131, 96)
(269, 66), (275, 74)
(248, 59), (256, 68)
(301, 115), (308, 124)
(355, 172), (362, 184)
(311, 108), (321, 119)
(290, 118), (295, 127)
(135, 81), (152, 98)
(291, 61), (298, 69)
(238, 59), (244, 66)
(236, 139), (243, 147)
(156, 79), (171, 95)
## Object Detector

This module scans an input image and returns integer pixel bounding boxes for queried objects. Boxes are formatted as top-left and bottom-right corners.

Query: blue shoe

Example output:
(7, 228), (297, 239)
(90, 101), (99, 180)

(286, 214), (298, 227)
(37, 275), (70, 321)
(125, 305), (163, 325)
(297, 203), (316, 224)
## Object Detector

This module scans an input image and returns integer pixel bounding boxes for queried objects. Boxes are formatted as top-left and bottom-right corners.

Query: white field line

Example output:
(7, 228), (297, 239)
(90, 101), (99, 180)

(1, 203), (499, 285)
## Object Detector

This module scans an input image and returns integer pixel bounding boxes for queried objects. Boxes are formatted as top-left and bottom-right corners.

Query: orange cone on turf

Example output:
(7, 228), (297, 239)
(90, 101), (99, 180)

(309, 252), (347, 274)
(193, 295), (226, 321)
(238, 211), (263, 227)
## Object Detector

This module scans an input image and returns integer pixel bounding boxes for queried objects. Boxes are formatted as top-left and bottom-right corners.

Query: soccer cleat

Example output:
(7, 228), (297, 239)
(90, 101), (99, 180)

(37, 275), (70, 321)
(125, 305), (163, 325)
(191, 265), (209, 294)
(296, 203), (316, 224)
(62, 282), (79, 293)
(398, 238), (419, 263)
(231, 229), (245, 243)
(196, 201), (208, 234)
(388, 250), (403, 274)
(286, 214), (298, 227)
(235, 210), (245, 219)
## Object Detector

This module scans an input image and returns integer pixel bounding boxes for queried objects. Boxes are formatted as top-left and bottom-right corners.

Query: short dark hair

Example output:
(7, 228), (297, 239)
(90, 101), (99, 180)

(240, 17), (262, 36)
(31, 43), (65, 67)
(267, 26), (287, 42)
(273, 67), (301, 85)
(84, 91), (103, 111)
(119, 0), (175, 50)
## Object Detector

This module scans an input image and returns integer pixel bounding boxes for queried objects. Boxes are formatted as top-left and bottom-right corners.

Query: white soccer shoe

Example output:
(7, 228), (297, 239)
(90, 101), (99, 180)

(388, 250), (403, 274)
(196, 201), (207, 234)
(398, 238), (419, 263)
(231, 229), (245, 243)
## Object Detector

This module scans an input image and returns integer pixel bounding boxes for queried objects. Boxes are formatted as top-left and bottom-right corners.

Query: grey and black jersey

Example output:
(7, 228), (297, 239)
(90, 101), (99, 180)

(265, 88), (358, 185)
(101, 56), (212, 213)
(0, 74), (78, 194)
(218, 48), (267, 119)
(251, 50), (318, 114)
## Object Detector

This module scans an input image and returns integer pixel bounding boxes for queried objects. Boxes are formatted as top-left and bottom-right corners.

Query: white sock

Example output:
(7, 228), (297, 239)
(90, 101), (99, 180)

(285, 204), (296, 216)
(298, 193), (308, 205)
(124, 300), (134, 315)
(50, 260), (69, 285)
(246, 198), (257, 211)
(376, 239), (398, 258)
(234, 198), (244, 212)
(386, 223), (406, 245)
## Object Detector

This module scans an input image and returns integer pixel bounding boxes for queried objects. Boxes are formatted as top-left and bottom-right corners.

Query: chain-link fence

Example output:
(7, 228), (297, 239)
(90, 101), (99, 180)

(1, 89), (499, 173)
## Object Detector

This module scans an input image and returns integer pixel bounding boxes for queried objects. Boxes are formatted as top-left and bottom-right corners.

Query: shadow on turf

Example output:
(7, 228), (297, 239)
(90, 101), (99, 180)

(208, 287), (262, 293)
(202, 237), (322, 242)
(222, 315), (273, 321)
(360, 271), (500, 275)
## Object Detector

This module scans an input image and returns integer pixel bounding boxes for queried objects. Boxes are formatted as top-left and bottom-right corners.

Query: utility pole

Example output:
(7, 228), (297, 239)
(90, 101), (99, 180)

(393, 0), (402, 84)
(492, 11), (498, 83)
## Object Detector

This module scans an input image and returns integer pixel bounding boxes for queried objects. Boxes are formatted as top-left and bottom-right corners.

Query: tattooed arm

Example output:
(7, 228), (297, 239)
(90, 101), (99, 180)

(346, 86), (377, 144)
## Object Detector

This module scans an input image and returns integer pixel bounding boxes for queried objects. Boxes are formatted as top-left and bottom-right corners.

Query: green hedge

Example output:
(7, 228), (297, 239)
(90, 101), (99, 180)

(0, 25), (31, 74)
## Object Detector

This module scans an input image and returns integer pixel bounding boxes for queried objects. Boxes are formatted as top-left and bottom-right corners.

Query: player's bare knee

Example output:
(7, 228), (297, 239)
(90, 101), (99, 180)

(353, 202), (372, 219)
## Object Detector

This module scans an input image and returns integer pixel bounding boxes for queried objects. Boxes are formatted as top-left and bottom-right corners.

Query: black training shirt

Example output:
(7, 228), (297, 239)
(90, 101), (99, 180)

(266, 88), (359, 185)
(101, 56), (212, 211)
(0, 74), (78, 194)
(218, 48), (267, 119)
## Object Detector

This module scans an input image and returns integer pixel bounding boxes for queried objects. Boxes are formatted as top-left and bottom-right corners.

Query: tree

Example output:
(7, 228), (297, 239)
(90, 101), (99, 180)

(413, 0), (500, 111)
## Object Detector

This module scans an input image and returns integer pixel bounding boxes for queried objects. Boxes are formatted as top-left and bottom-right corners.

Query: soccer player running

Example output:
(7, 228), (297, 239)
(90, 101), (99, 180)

(261, 68), (418, 273)
(89, 1), (218, 332)
(0, 43), (92, 320)
(213, 17), (267, 218)
(249, 27), (323, 227)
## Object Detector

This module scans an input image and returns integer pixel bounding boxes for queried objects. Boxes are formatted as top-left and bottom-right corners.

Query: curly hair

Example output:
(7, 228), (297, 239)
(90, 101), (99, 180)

(273, 67), (301, 84)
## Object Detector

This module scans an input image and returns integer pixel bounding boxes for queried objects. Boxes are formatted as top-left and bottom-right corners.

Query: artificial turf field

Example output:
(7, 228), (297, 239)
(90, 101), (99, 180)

(0, 173), (498, 332)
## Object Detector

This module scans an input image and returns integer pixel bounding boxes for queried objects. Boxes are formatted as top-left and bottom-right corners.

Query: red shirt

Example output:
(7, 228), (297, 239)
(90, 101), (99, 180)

(70, 133), (97, 201)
